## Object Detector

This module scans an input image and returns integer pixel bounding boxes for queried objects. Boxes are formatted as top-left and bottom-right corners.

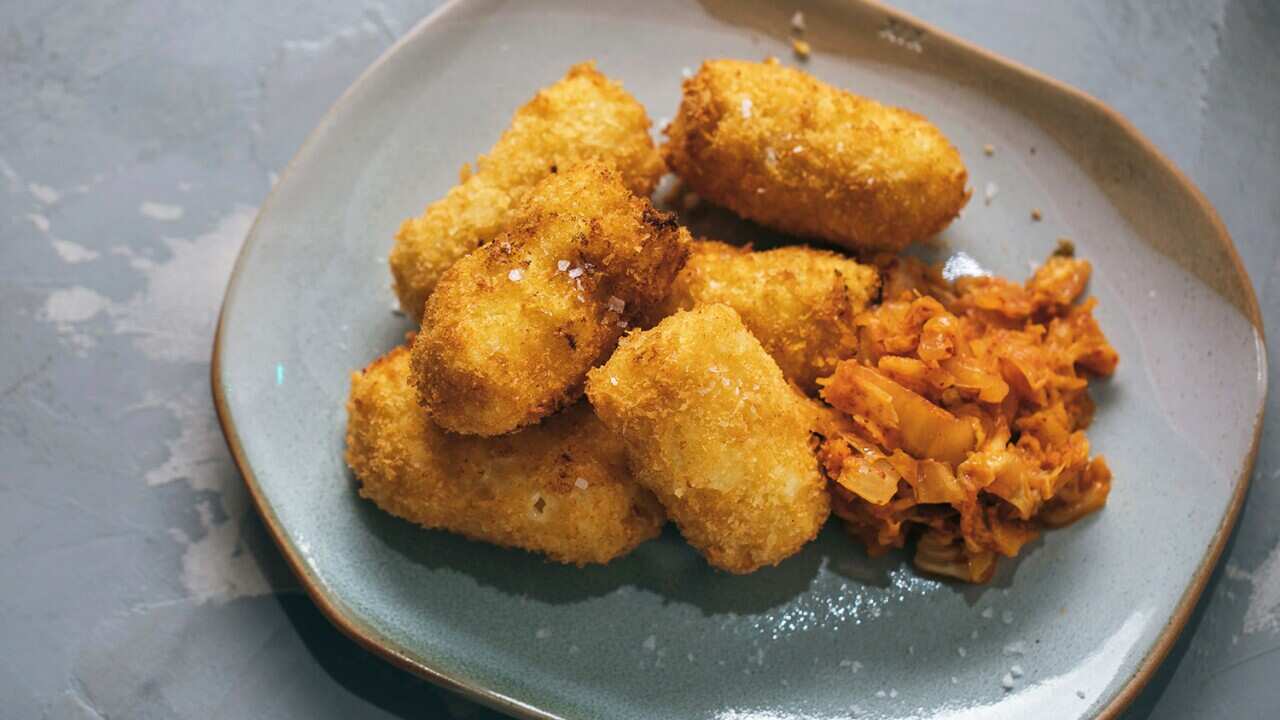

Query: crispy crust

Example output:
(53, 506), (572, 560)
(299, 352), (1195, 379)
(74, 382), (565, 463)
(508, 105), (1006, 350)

(663, 59), (969, 252)
(345, 346), (665, 565)
(390, 61), (666, 322)
(656, 239), (881, 392)
(586, 304), (830, 573)
(411, 162), (690, 436)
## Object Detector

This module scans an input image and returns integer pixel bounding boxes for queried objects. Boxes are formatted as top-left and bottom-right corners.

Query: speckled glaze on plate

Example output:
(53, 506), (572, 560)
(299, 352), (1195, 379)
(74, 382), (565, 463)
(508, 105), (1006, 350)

(212, 0), (1267, 718)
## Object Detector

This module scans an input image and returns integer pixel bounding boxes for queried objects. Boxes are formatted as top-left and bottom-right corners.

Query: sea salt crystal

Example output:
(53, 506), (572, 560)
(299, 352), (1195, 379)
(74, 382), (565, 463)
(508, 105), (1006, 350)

(508, 268), (524, 281)
(984, 182), (999, 205)
(607, 296), (626, 313)
(793, 145), (804, 154)
(875, 691), (886, 699)
(610, 376), (619, 386)
(682, 66), (694, 78)
(741, 97), (753, 119)
(889, 689), (898, 698)
(557, 259), (570, 272)
(765, 147), (778, 164)
(568, 267), (584, 279)
(574, 478), (589, 490)
(1003, 641), (1027, 655)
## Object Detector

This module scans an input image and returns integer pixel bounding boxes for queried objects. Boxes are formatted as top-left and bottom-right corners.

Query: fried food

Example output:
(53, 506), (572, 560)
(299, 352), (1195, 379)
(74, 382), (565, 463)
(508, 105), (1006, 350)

(390, 62), (666, 322)
(346, 345), (665, 565)
(663, 59), (968, 252)
(586, 304), (830, 573)
(656, 240), (880, 393)
(816, 251), (1118, 582)
(412, 162), (690, 436)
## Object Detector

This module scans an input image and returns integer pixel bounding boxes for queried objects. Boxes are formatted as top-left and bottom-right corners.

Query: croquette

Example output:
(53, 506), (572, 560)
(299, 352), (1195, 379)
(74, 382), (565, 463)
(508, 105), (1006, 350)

(412, 162), (690, 436)
(390, 62), (666, 322)
(663, 59), (969, 252)
(345, 345), (666, 565)
(656, 240), (880, 393)
(586, 304), (830, 573)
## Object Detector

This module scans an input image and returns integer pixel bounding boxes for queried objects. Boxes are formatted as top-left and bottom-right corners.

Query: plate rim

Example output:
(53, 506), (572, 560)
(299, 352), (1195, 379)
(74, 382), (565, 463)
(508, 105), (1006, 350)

(211, 1), (1268, 718)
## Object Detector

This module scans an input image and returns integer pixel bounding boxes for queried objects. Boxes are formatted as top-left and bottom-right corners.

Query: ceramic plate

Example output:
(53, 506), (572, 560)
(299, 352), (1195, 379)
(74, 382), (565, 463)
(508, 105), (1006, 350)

(213, 1), (1267, 717)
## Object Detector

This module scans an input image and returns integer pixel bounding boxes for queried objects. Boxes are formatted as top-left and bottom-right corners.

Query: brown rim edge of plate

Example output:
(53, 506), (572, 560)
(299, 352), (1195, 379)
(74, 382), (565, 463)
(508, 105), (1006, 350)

(211, 1), (1269, 719)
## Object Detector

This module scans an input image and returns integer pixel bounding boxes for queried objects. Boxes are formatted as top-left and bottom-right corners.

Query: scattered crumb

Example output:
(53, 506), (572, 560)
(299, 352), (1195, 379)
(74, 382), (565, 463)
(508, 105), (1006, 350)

(983, 144), (995, 156)
(1003, 641), (1027, 655)
(607, 296), (626, 313)
(1030, 146), (1037, 155)
(535, 627), (551, 639)
(508, 268), (524, 282)
(950, 676), (959, 685)
(1076, 690), (1086, 699)
(792, 39), (811, 60)
(1054, 238), (1076, 256)
(1031, 208), (1043, 221)
(569, 644), (579, 654)
(889, 689), (898, 699)
(1002, 610), (1014, 624)
(984, 182), (999, 205)
(907, 645), (914, 655)
(981, 607), (994, 619)
(957, 646), (967, 658)
(765, 146), (778, 164)
(682, 66), (694, 79)
(756, 187), (766, 194)
(642, 634), (656, 652)
(1010, 664), (1024, 678)
(1001, 672), (1015, 690)
(875, 690), (886, 699)
(791, 10), (806, 32)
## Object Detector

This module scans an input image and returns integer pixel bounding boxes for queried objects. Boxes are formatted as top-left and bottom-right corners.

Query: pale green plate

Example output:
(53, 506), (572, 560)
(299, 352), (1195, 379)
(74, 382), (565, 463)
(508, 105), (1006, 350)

(213, 1), (1266, 718)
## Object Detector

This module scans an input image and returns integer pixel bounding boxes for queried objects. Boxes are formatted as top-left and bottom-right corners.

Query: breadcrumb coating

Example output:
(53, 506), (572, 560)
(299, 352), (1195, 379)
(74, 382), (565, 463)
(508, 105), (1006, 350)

(390, 62), (666, 321)
(656, 240), (880, 392)
(345, 346), (665, 566)
(663, 59), (969, 252)
(412, 162), (690, 436)
(587, 304), (830, 573)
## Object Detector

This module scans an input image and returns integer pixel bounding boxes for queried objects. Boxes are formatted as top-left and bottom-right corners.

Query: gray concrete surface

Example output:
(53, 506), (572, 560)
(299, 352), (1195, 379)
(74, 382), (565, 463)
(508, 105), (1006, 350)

(1, 1), (1276, 718)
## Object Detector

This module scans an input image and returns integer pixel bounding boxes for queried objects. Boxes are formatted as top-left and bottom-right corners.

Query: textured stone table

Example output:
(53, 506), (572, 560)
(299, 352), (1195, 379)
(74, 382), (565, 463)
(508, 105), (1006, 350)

(2, 2), (1276, 718)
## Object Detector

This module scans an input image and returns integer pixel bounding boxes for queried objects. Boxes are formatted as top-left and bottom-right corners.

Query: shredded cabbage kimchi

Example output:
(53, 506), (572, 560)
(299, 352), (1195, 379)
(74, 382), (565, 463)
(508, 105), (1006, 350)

(816, 246), (1118, 583)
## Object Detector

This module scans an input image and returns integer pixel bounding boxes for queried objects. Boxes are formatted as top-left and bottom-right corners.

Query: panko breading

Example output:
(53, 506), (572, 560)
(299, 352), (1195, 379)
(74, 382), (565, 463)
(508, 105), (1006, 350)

(390, 62), (666, 322)
(816, 251), (1118, 583)
(412, 162), (690, 436)
(656, 240), (880, 393)
(663, 59), (969, 252)
(586, 304), (830, 574)
(345, 346), (665, 565)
